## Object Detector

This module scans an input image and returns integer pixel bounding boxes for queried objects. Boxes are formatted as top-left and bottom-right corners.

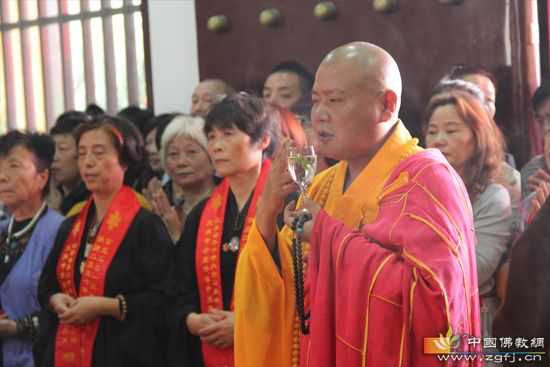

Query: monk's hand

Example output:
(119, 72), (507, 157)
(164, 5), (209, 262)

(257, 142), (299, 251)
(259, 142), (300, 215)
(186, 312), (226, 336)
(283, 196), (321, 243)
(527, 169), (550, 194)
(58, 296), (106, 325)
(197, 309), (234, 349)
(49, 293), (76, 315)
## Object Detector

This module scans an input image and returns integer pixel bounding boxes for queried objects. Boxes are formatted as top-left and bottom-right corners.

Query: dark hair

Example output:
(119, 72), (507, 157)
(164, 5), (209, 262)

(0, 131), (55, 197)
(449, 63), (497, 92)
(50, 111), (90, 135)
(74, 115), (145, 186)
(422, 91), (505, 200)
(117, 105), (154, 139)
(270, 61), (314, 97)
(205, 92), (281, 157)
(85, 103), (105, 117)
(147, 113), (182, 150)
(532, 78), (550, 111)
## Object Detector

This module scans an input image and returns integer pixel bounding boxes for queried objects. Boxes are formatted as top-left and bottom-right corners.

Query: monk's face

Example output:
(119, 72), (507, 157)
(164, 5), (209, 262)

(311, 60), (384, 162)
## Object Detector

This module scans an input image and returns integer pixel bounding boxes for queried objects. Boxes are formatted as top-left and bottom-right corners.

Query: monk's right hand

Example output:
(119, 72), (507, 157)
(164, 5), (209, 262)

(49, 293), (76, 315)
(283, 196), (322, 243)
(258, 143), (299, 214)
(256, 143), (299, 251)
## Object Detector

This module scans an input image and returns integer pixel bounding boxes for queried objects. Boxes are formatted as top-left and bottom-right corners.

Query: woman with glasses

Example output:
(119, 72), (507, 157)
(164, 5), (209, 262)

(35, 116), (173, 367)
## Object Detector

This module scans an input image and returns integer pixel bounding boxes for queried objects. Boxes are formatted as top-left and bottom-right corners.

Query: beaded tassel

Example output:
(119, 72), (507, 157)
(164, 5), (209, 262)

(291, 214), (310, 335)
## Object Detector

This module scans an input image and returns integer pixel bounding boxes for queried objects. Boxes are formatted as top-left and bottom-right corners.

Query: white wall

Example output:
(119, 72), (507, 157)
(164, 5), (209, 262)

(147, 0), (199, 114)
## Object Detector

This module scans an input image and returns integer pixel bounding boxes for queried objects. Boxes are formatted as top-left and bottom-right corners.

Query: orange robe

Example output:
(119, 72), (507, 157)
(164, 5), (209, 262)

(234, 121), (482, 366)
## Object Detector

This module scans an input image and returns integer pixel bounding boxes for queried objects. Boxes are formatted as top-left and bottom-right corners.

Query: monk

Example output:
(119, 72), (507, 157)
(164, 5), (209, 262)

(234, 42), (482, 366)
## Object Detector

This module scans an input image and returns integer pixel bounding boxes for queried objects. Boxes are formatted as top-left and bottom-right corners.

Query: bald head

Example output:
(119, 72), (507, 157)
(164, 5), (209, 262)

(191, 79), (235, 117)
(321, 42), (402, 112)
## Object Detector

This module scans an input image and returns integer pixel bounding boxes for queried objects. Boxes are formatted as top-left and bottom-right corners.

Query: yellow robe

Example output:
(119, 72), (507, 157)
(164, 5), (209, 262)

(234, 121), (422, 366)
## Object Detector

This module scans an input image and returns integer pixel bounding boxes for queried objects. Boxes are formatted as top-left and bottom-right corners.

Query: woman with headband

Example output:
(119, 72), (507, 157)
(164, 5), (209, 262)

(34, 116), (173, 367)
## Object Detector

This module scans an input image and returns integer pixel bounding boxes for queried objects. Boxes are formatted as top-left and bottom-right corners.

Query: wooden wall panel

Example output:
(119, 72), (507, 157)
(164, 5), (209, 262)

(195, 0), (538, 166)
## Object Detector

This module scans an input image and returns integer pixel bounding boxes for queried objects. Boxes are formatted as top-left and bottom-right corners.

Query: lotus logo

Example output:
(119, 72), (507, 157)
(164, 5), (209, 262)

(424, 326), (461, 354)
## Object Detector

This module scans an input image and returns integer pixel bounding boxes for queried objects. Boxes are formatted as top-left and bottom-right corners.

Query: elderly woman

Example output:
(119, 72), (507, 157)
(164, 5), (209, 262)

(166, 93), (280, 366)
(34, 116), (173, 367)
(423, 90), (512, 342)
(0, 131), (63, 367)
(149, 116), (217, 243)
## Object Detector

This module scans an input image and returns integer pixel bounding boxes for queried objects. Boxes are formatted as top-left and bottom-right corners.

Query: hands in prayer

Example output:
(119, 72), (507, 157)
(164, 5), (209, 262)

(186, 309), (234, 349)
(146, 178), (184, 244)
(49, 293), (120, 325)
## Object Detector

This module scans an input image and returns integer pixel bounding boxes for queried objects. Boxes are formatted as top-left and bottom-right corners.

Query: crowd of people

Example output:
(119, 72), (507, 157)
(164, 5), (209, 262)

(0, 41), (549, 366)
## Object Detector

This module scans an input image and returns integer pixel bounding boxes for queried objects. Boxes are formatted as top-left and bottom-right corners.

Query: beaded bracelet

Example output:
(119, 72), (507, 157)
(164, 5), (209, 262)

(116, 294), (127, 322)
(15, 315), (38, 339)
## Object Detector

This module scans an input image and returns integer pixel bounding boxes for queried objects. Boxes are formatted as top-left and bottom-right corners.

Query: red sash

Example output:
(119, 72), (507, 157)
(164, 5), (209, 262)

(54, 186), (140, 367)
(196, 159), (271, 367)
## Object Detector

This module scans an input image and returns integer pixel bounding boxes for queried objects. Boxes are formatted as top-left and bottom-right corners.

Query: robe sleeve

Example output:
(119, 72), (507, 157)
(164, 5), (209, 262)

(165, 201), (205, 366)
(306, 210), (452, 366)
(234, 221), (297, 367)
(34, 218), (73, 367)
(122, 212), (174, 327)
(473, 184), (512, 291)
(37, 218), (74, 308)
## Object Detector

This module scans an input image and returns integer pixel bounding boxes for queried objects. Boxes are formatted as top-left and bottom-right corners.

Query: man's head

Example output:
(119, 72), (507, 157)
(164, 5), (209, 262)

(311, 42), (402, 166)
(449, 64), (497, 119)
(532, 79), (550, 165)
(191, 79), (235, 117)
(50, 111), (90, 189)
(263, 61), (314, 109)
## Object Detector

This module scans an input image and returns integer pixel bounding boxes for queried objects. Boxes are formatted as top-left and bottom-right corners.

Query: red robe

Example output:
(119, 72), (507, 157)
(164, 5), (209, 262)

(304, 149), (482, 366)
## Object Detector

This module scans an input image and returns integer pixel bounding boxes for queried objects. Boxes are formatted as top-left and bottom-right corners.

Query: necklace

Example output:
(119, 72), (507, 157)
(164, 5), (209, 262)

(3, 201), (47, 264)
(80, 217), (102, 274)
(222, 192), (253, 253)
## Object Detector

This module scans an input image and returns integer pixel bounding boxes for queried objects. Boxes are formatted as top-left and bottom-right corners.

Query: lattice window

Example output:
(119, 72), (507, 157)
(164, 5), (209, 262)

(0, 0), (147, 133)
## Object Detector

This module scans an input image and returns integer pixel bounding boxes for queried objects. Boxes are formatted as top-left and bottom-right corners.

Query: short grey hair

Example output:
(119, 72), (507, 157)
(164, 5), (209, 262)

(160, 115), (208, 169)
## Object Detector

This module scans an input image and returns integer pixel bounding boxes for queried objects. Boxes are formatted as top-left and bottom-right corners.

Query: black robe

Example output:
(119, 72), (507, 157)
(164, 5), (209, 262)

(493, 195), (550, 366)
(165, 189), (297, 366)
(34, 207), (174, 367)
(166, 192), (240, 367)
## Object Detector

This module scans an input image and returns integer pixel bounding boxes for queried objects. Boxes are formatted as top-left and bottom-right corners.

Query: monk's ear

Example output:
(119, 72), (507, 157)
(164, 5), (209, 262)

(381, 90), (398, 122)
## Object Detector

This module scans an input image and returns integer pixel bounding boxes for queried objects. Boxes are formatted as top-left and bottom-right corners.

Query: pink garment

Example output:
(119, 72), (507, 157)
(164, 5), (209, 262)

(305, 149), (482, 367)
